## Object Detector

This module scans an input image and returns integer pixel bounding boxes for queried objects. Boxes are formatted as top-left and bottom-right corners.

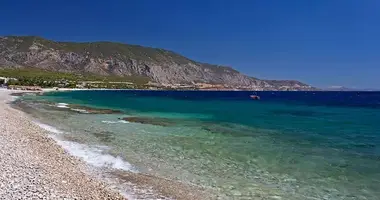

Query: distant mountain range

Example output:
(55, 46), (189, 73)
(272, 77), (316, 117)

(325, 86), (379, 91)
(0, 36), (316, 90)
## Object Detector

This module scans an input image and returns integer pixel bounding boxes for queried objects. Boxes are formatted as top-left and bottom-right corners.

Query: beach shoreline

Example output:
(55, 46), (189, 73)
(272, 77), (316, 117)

(1, 88), (213, 200)
(0, 89), (126, 199)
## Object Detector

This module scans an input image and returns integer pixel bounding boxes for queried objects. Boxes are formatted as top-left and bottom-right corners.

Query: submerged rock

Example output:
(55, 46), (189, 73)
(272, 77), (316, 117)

(201, 122), (259, 137)
(9, 92), (26, 97)
(121, 117), (176, 127)
(92, 131), (115, 143)
(69, 105), (123, 114)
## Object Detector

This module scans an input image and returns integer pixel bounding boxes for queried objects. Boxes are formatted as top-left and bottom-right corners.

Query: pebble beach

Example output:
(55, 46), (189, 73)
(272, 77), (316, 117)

(0, 89), (125, 199)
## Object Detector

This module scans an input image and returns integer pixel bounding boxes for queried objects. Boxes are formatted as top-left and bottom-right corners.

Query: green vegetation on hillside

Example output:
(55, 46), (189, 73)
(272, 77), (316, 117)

(0, 68), (150, 88)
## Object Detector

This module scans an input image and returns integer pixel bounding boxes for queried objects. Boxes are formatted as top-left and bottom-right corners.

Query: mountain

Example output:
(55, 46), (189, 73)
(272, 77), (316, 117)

(325, 86), (356, 91)
(325, 86), (378, 91)
(0, 36), (315, 90)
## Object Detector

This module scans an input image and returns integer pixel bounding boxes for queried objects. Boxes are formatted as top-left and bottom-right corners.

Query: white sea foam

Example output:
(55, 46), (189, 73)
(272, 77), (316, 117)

(10, 95), (20, 101)
(56, 103), (69, 108)
(34, 121), (134, 171)
(32, 121), (139, 199)
(102, 120), (129, 124)
(70, 108), (90, 113)
(34, 121), (63, 134)
(50, 135), (136, 172)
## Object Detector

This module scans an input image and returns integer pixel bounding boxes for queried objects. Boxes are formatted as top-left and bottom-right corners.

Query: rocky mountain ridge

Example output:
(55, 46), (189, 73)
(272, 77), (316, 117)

(0, 36), (315, 90)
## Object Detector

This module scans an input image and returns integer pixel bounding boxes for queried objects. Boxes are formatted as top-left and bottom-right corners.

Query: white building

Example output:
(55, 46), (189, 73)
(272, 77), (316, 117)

(0, 77), (17, 84)
(0, 77), (8, 84)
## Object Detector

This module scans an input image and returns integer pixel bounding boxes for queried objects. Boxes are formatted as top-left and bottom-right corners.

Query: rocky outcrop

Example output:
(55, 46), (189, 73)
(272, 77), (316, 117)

(69, 105), (123, 114)
(121, 117), (176, 127)
(0, 36), (316, 90)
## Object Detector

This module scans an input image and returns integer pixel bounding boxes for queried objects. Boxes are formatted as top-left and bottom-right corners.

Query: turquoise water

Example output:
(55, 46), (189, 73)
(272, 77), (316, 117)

(17, 91), (380, 199)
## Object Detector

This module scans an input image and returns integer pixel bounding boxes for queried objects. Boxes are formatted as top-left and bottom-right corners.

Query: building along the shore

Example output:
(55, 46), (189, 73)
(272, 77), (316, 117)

(0, 77), (17, 84)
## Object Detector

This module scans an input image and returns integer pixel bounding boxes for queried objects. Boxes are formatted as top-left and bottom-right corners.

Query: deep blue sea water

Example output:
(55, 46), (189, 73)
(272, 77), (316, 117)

(17, 91), (380, 199)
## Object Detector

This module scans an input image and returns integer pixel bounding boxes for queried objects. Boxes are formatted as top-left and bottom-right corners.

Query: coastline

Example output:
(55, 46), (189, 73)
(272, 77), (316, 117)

(0, 89), (126, 199)
(2, 88), (213, 200)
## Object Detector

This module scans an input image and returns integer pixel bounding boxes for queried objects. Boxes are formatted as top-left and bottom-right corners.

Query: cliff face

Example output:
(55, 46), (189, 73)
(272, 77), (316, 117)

(0, 36), (315, 90)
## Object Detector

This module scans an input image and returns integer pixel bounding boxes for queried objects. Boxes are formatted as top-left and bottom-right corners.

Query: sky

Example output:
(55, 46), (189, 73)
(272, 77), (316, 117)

(0, 0), (379, 88)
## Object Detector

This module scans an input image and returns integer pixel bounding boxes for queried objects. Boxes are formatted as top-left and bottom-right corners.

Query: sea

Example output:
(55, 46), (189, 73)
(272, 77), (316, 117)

(12, 90), (380, 200)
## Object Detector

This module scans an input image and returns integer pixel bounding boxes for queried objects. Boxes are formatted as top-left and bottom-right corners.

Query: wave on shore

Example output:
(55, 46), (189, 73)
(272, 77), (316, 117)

(34, 121), (64, 134)
(53, 137), (136, 171)
(70, 108), (90, 113)
(102, 120), (130, 124)
(34, 121), (135, 172)
(56, 103), (69, 108)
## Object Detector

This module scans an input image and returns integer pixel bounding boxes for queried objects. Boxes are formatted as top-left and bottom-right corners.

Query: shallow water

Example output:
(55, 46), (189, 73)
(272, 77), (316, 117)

(15, 91), (380, 199)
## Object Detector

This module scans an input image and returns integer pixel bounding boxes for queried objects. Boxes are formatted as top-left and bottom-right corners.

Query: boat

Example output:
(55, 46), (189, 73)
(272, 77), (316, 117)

(250, 95), (260, 100)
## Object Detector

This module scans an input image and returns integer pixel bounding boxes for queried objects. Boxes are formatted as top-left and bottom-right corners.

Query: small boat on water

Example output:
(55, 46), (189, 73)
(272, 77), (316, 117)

(250, 95), (260, 100)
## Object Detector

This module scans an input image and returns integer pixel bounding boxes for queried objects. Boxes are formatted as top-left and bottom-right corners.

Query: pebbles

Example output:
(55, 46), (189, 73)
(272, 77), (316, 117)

(0, 90), (125, 199)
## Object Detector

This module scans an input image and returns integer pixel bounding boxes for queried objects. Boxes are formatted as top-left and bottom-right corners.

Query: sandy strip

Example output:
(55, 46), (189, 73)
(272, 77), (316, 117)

(0, 89), (125, 199)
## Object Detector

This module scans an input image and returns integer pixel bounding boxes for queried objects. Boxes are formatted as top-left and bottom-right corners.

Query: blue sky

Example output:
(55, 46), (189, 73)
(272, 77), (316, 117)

(1, 0), (379, 88)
